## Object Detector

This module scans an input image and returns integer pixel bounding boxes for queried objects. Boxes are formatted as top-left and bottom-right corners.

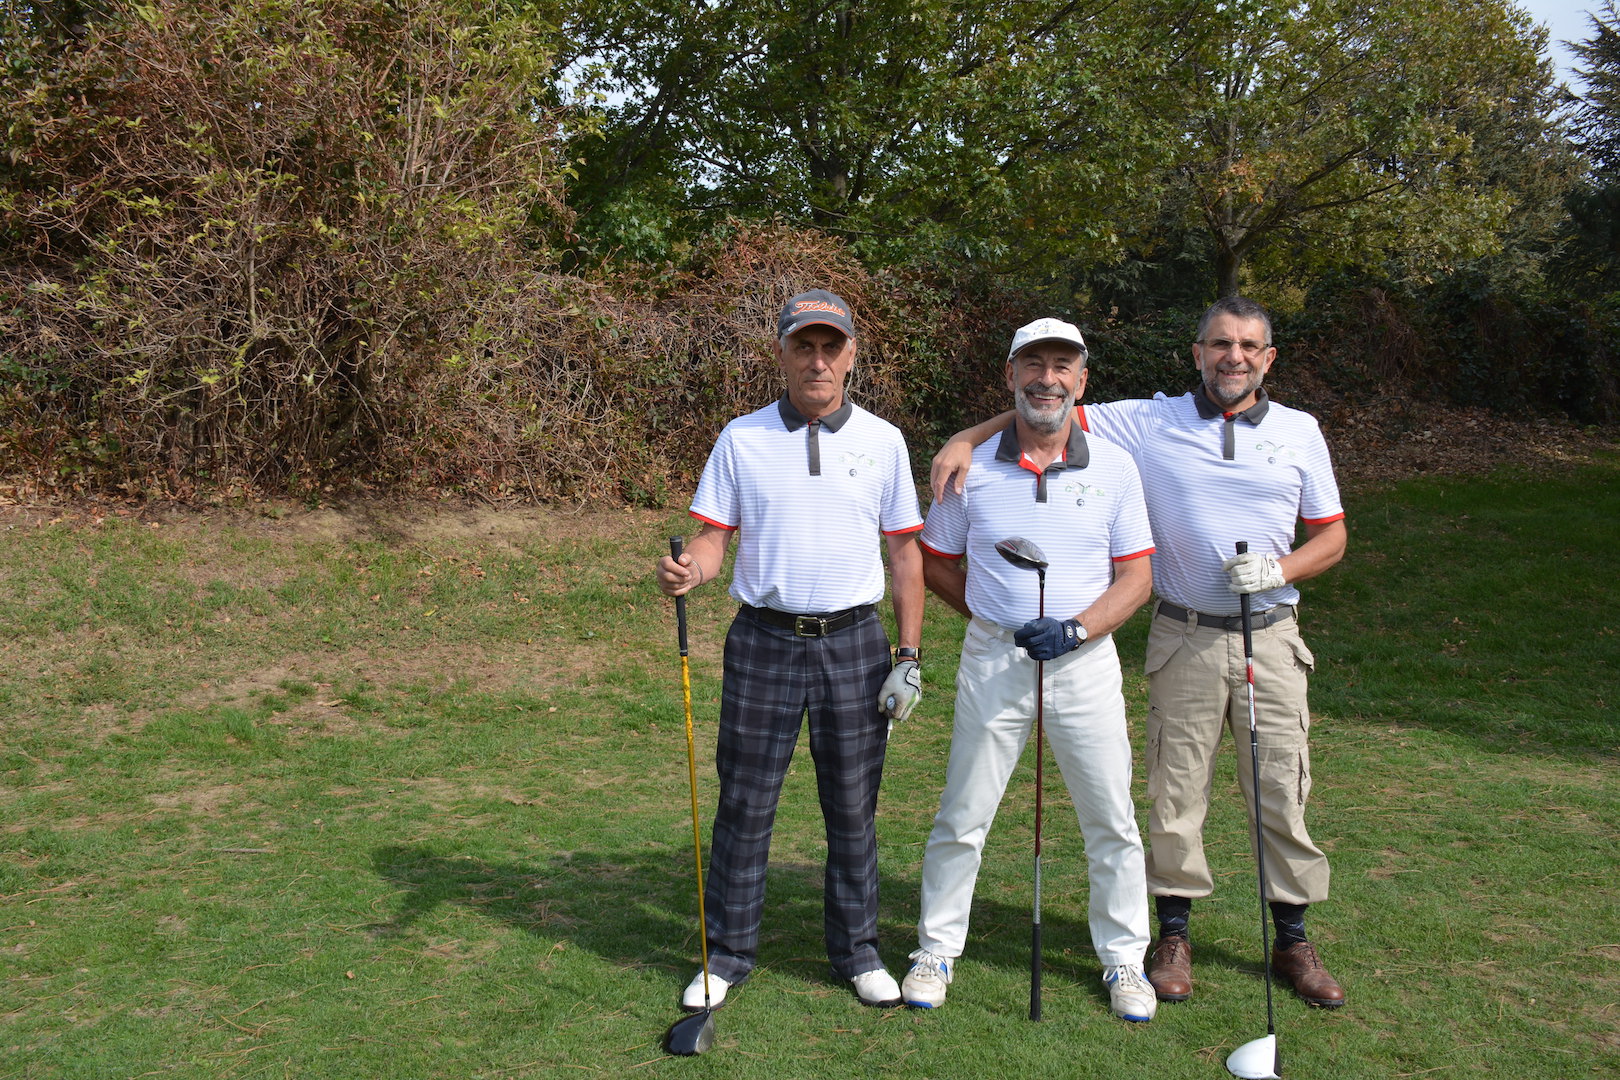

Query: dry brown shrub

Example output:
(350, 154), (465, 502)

(403, 223), (913, 504)
(0, 0), (963, 504)
(1352, 286), (1429, 384)
(1, 0), (572, 496)
(0, 5), (1032, 504)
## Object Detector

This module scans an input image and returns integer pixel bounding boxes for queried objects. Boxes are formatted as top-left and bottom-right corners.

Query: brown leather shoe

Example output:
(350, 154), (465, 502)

(1147, 936), (1192, 1001)
(1271, 941), (1345, 1007)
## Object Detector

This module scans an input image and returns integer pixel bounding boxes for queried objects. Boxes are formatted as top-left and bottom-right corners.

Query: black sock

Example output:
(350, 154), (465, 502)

(1270, 902), (1308, 948)
(1156, 895), (1192, 940)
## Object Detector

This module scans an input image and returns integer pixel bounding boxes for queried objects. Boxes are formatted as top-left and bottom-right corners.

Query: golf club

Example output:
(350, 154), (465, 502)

(664, 536), (717, 1057)
(1226, 541), (1282, 1080)
(994, 536), (1049, 1022)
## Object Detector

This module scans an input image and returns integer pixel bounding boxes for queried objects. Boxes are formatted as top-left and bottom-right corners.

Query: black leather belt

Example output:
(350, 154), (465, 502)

(1156, 600), (1295, 631)
(744, 604), (875, 638)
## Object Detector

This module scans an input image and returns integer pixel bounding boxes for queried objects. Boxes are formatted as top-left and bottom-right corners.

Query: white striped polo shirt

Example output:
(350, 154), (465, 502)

(1079, 391), (1345, 616)
(690, 396), (924, 613)
(920, 421), (1154, 631)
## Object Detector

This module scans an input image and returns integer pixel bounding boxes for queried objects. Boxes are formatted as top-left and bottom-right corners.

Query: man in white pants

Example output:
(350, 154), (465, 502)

(903, 318), (1159, 1021)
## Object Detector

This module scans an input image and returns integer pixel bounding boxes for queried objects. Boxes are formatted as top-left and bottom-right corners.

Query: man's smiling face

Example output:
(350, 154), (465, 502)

(1194, 312), (1275, 412)
(1007, 342), (1086, 435)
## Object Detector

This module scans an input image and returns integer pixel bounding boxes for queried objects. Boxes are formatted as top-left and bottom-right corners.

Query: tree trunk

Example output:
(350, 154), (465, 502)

(1215, 245), (1242, 298)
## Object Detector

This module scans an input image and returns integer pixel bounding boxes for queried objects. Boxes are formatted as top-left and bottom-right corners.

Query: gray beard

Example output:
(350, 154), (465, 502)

(1204, 373), (1262, 410)
(1016, 386), (1075, 434)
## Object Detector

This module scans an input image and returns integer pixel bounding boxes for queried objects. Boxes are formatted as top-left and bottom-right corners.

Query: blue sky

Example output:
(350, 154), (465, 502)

(1520, 1), (1596, 87)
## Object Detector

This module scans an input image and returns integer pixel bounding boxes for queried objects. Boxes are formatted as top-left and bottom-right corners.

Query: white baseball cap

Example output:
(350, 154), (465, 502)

(1007, 317), (1087, 362)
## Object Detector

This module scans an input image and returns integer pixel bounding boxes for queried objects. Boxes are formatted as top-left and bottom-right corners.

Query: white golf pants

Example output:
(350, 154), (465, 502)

(917, 618), (1151, 966)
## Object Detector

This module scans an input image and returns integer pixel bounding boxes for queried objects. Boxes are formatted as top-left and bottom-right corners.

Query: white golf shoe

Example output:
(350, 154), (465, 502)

(901, 948), (953, 1008)
(850, 968), (903, 1007)
(680, 970), (731, 1012)
(1104, 963), (1158, 1022)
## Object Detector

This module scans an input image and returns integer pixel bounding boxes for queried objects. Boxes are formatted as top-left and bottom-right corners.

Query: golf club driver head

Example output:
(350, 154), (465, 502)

(665, 1009), (716, 1056)
(1226, 1034), (1280, 1079)
(995, 536), (1049, 574)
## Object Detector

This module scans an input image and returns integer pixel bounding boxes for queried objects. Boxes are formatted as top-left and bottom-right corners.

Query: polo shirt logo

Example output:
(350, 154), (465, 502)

(1255, 439), (1298, 465)
(1058, 480), (1107, 507)
(839, 450), (877, 477)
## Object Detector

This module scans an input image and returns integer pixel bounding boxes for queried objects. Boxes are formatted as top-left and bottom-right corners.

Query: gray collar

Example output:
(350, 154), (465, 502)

(778, 394), (852, 476)
(992, 419), (1088, 503)
(993, 418), (1090, 471)
(1192, 386), (1270, 425)
(778, 394), (853, 432)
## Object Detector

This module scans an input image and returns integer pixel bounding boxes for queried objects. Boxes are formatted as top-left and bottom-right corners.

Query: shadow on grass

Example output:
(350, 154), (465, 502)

(368, 843), (947, 984)
(368, 843), (1279, 1013)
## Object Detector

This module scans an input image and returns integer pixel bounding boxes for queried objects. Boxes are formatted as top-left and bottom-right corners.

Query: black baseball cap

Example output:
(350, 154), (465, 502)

(778, 289), (855, 339)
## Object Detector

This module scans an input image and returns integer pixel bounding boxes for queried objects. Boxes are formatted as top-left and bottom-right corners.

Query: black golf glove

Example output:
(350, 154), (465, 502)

(1013, 617), (1086, 661)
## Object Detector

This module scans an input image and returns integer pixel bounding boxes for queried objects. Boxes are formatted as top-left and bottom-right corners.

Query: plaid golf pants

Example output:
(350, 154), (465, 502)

(703, 607), (892, 983)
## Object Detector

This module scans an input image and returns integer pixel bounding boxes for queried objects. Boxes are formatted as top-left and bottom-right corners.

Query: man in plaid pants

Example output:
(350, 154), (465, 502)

(655, 289), (925, 1012)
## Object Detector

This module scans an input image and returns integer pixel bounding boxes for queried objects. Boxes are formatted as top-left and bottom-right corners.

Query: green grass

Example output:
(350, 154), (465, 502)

(2, 456), (1618, 1079)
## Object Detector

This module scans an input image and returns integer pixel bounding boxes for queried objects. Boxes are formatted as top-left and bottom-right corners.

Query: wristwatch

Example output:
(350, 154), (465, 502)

(895, 647), (920, 664)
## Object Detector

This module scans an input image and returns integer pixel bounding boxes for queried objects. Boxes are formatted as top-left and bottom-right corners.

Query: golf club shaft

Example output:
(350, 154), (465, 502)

(1031, 670), (1043, 1023)
(1236, 542), (1278, 1045)
(1031, 569), (1045, 1021)
(671, 537), (713, 1010)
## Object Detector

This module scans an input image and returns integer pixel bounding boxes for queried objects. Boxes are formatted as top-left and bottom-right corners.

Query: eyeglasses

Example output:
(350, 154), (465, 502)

(1196, 338), (1271, 356)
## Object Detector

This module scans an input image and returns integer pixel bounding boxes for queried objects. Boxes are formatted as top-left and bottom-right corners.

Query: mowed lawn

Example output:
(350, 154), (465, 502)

(1, 452), (1617, 1080)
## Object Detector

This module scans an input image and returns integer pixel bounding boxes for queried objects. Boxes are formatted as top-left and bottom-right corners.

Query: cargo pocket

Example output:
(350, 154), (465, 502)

(1145, 720), (1165, 800)
(1144, 624), (1188, 677)
(1285, 634), (1315, 675)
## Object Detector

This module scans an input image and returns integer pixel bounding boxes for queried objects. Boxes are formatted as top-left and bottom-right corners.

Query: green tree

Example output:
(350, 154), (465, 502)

(1560, 2), (1620, 293)
(566, 0), (1185, 271)
(1149, 0), (1571, 297)
(1571, 0), (1620, 174)
(568, 0), (1574, 301)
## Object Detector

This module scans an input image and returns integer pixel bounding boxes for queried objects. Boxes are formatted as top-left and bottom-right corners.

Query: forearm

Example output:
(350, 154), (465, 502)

(656, 521), (733, 596)
(1074, 556), (1153, 638)
(929, 410), (1014, 501)
(681, 524), (733, 585)
(921, 552), (972, 619)
(886, 534), (924, 650)
(951, 411), (1012, 449)
(1281, 519), (1347, 585)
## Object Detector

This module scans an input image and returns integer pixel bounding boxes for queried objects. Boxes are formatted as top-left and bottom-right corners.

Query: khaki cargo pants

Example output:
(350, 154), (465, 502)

(1143, 604), (1329, 905)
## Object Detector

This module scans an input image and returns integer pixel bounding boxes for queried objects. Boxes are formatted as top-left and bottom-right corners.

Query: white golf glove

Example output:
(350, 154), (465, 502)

(1222, 551), (1286, 594)
(878, 660), (921, 721)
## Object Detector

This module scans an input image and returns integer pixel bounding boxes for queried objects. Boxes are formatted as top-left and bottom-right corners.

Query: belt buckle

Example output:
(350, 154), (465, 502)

(794, 615), (828, 637)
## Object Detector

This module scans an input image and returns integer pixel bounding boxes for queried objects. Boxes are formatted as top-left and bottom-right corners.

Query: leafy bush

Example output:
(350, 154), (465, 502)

(0, 0), (996, 501)
(1285, 275), (1620, 426)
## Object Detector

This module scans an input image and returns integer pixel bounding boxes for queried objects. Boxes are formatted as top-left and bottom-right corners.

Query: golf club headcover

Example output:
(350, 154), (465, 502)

(878, 660), (921, 721)
(1013, 617), (1085, 661)
(1222, 550), (1286, 594)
